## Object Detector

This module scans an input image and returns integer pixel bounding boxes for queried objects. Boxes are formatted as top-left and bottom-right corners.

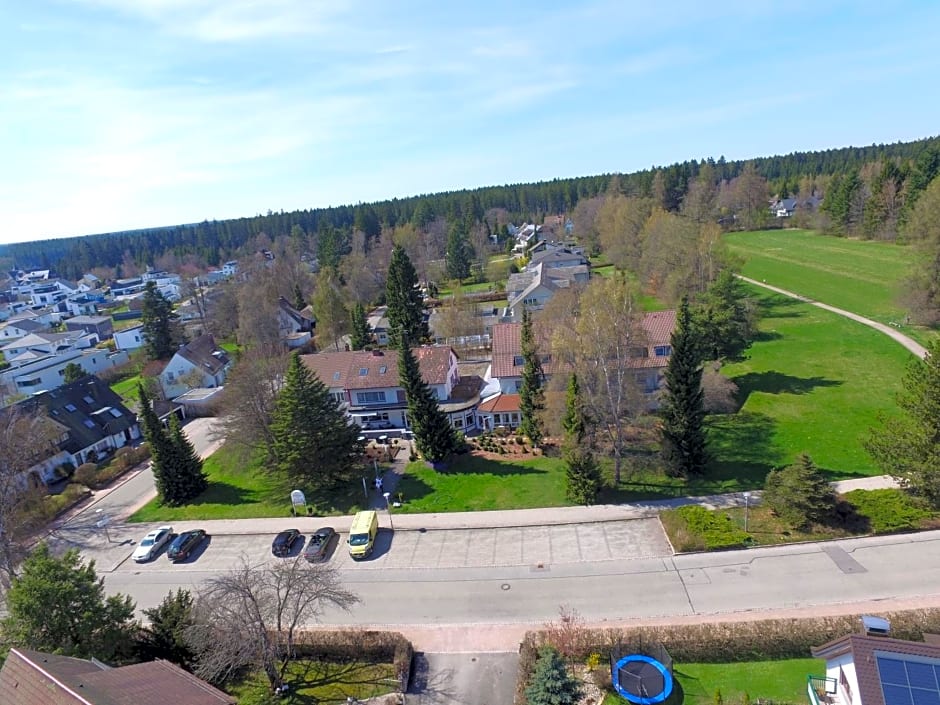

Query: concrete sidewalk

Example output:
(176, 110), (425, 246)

(131, 474), (899, 536)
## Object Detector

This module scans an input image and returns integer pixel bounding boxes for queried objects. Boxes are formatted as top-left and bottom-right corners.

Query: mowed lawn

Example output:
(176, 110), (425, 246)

(672, 658), (823, 705)
(707, 287), (912, 483)
(724, 229), (914, 325)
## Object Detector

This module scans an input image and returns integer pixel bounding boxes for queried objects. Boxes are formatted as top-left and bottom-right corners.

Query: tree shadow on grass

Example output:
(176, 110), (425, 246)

(705, 411), (784, 488)
(734, 371), (842, 405)
(188, 481), (259, 507)
(283, 659), (399, 704)
(442, 454), (550, 476)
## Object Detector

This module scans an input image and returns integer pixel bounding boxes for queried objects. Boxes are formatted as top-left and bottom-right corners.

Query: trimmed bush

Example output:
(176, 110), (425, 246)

(663, 505), (750, 551)
(74, 463), (99, 488)
(843, 488), (932, 533)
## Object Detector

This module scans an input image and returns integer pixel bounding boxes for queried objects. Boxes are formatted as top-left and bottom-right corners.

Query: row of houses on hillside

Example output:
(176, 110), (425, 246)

(301, 309), (676, 435)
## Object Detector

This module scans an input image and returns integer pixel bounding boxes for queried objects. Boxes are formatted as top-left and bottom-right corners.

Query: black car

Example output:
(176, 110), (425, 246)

(303, 527), (336, 563)
(272, 529), (301, 557)
(167, 529), (208, 562)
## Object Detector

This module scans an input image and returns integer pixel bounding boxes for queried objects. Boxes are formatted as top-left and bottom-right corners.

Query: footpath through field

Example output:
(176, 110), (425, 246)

(737, 274), (928, 359)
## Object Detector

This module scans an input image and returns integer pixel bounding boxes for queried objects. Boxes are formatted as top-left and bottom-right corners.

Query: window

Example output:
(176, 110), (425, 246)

(654, 345), (672, 357)
(379, 365), (387, 374)
(358, 368), (369, 376)
(357, 391), (386, 404)
(333, 371), (341, 381)
(64, 403), (77, 412)
(83, 419), (96, 429)
(539, 353), (552, 364)
(630, 346), (648, 358)
(513, 355), (524, 366)
(108, 408), (122, 418)
(83, 395), (94, 404)
(330, 391), (345, 403)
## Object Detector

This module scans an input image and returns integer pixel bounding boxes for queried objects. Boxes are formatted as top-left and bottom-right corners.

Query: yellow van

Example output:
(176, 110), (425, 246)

(348, 510), (378, 559)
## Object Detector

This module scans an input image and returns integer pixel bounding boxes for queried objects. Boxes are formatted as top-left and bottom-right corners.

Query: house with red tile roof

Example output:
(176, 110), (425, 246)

(479, 310), (677, 430)
(0, 647), (234, 705)
(809, 623), (940, 705)
(300, 345), (479, 431)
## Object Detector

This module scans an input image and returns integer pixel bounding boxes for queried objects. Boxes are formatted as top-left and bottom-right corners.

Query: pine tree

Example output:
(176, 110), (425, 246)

(525, 646), (583, 705)
(292, 283), (306, 311)
(350, 302), (373, 350)
(141, 281), (182, 360)
(763, 453), (836, 529)
(692, 269), (758, 361)
(137, 384), (176, 504)
(398, 342), (457, 465)
(271, 353), (364, 488)
(167, 412), (208, 500)
(518, 307), (545, 446)
(62, 362), (88, 384)
(136, 589), (196, 669)
(561, 373), (588, 450)
(565, 449), (602, 505)
(661, 297), (709, 477)
(866, 338), (940, 505)
(445, 220), (474, 280)
(386, 245), (428, 349)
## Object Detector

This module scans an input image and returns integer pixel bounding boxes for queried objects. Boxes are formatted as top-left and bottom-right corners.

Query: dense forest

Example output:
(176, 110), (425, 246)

(3, 135), (939, 279)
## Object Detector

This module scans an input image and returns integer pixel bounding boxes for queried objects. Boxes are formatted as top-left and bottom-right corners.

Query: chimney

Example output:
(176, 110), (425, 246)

(371, 350), (383, 357)
(861, 615), (890, 637)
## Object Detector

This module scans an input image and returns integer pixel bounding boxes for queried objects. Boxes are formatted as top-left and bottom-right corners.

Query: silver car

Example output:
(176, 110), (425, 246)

(132, 525), (173, 562)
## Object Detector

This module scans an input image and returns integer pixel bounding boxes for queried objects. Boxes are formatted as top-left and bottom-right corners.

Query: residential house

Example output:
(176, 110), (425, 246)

(526, 247), (588, 270)
(301, 345), (475, 430)
(114, 324), (146, 351)
(0, 647), (234, 705)
(367, 306), (391, 346)
(9, 375), (141, 484)
(510, 223), (544, 254)
(63, 293), (101, 317)
(277, 296), (316, 348)
(2, 332), (95, 362)
(222, 260), (239, 276)
(770, 195), (822, 218)
(0, 315), (49, 340)
(159, 334), (232, 399)
(505, 262), (590, 319)
(110, 277), (145, 298)
(809, 618), (940, 705)
(28, 279), (78, 307)
(479, 310), (676, 429)
(64, 315), (114, 340)
(77, 272), (101, 292)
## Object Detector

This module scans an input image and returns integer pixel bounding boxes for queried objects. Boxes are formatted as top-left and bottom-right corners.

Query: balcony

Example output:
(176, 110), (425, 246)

(808, 676), (838, 705)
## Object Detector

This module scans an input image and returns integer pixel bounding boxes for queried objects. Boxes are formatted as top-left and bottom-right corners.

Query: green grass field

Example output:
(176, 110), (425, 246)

(128, 444), (370, 522)
(724, 229), (924, 329)
(669, 658), (822, 705)
(707, 287), (911, 482)
(228, 660), (397, 705)
(109, 374), (142, 403)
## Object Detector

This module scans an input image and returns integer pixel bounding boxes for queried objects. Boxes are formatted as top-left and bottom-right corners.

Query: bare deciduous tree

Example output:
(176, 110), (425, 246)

(186, 557), (359, 692)
(0, 406), (61, 586)
(596, 195), (655, 273)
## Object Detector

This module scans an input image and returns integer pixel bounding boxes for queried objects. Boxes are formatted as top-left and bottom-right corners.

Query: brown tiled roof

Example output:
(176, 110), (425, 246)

(0, 648), (235, 705)
(301, 346), (454, 391)
(811, 634), (940, 705)
(477, 393), (521, 413)
(490, 310), (676, 378)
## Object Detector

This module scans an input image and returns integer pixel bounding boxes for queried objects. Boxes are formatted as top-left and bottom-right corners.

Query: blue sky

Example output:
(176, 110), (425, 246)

(2, 1), (939, 245)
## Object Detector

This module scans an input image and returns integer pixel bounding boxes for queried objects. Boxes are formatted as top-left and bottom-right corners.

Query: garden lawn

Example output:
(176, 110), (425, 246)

(396, 454), (569, 512)
(667, 658), (822, 705)
(109, 374), (142, 403)
(724, 229), (937, 346)
(706, 287), (911, 484)
(128, 444), (369, 522)
(228, 660), (397, 705)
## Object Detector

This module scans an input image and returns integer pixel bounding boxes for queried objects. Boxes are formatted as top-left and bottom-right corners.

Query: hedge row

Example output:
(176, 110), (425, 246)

(294, 630), (413, 691)
(513, 608), (940, 705)
(75, 444), (151, 490)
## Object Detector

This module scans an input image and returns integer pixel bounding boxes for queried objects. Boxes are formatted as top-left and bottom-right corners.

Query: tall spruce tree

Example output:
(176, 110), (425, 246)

(137, 384), (176, 504)
(660, 297), (709, 477)
(518, 307), (545, 446)
(167, 412), (208, 499)
(385, 245), (428, 349)
(270, 353), (364, 488)
(692, 269), (758, 361)
(445, 220), (474, 280)
(350, 302), (373, 350)
(399, 342), (457, 465)
(561, 373), (588, 450)
(141, 281), (181, 360)
(562, 373), (601, 504)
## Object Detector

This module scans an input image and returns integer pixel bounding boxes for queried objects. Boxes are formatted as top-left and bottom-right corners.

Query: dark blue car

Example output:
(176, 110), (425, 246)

(167, 529), (208, 562)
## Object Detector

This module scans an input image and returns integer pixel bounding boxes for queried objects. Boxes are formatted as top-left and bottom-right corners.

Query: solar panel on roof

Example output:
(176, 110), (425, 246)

(878, 657), (940, 705)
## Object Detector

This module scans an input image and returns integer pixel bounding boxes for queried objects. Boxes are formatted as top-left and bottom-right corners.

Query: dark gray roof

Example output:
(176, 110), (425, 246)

(176, 334), (230, 375)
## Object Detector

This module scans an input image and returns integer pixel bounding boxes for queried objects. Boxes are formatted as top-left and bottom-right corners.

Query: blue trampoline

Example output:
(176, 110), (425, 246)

(611, 653), (674, 705)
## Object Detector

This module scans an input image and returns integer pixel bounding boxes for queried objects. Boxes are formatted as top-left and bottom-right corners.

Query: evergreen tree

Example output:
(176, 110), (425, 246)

(692, 269), (758, 361)
(167, 412), (208, 500)
(399, 342), (457, 465)
(561, 373), (588, 450)
(2, 544), (137, 663)
(518, 307), (545, 446)
(525, 646), (583, 705)
(763, 453), (836, 529)
(386, 245), (428, 348)
(137, 384), (177, 504)
(445, 220), (474, 280)
(661, 297), (709, 477)
(317, 223), (343, 270)
(292, 283), (306, 311)
(350, 301), (373, 350)
(136, 588), (197, 669)
(866, 338), (940, 505)
(271, 353), (364, 487)
(565, 449), (602, 505)
(141, 280), (181, 360)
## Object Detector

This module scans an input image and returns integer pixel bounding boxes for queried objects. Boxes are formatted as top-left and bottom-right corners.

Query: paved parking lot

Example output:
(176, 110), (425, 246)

(113, 518), (673, 573)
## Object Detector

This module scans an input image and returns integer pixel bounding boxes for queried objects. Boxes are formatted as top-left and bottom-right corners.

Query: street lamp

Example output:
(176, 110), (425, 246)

(743, 492), (751, 533)
(382, 491), (394, 531)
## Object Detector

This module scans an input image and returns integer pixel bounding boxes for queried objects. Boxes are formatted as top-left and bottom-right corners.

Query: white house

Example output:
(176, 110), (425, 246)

(0, 316), (48, 340)
(277, 296), (316, 348)
(0, 347), (129, 396)
(114, 324), (146, 351)
(159, 334), (232, 399)
(505, 262), (589, 319)
(1, 332), (97, 362)
(222, 260), (239, 277)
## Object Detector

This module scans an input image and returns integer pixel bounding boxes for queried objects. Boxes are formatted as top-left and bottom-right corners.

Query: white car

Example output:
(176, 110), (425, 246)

(132, 526), (174, 562)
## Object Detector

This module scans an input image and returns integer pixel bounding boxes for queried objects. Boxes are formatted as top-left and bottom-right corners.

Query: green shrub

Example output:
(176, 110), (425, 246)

(843, 488), (932, 533)
(665, 505), (750, 550)
(41, 484), (91, 519)
(763, 454), (836, 530)
(74, 463), (99, 488)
